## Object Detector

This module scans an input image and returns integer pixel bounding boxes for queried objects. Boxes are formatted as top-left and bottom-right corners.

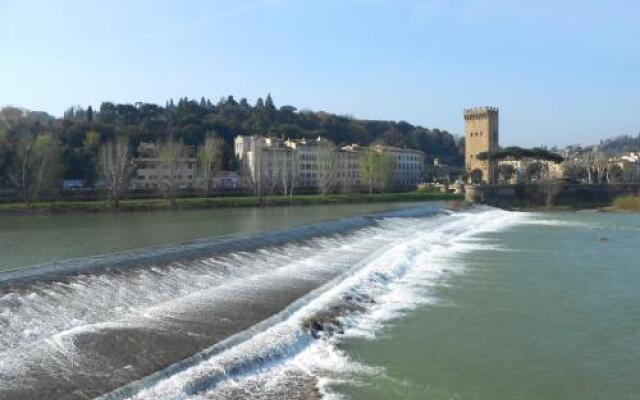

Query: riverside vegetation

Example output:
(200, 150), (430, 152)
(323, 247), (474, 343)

(0, 96), (463, 206)
(612, 195), (640, 211)
(0, 191), (462, 214)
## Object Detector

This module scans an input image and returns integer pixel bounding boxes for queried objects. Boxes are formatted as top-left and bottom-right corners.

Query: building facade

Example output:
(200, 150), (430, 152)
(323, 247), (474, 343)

(464, 107), (499, 183)
(372, 145), (425, 187)
(130, 158), (197, 190)
(235, 135), (425, 193)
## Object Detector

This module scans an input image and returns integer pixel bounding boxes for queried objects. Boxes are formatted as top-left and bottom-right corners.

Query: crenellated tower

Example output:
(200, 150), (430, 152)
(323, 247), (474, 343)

(464, 107), (499, 183)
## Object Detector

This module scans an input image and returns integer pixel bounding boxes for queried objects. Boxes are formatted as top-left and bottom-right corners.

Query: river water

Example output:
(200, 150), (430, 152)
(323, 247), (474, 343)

(0, 203), (638, 400)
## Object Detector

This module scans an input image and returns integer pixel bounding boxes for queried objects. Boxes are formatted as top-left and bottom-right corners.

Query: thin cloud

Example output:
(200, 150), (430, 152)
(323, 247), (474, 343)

(138, 0), (283, 40)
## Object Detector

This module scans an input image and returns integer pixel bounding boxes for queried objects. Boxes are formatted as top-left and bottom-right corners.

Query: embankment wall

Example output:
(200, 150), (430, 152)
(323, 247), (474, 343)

(466, 183), (640, 208)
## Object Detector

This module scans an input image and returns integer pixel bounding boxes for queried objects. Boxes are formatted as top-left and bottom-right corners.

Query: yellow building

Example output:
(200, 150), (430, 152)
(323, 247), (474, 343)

(464, 107), (499, 183)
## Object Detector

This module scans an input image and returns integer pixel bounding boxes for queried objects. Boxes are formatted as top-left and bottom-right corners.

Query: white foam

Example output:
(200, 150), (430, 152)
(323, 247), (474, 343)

(120, 208), (529, 400)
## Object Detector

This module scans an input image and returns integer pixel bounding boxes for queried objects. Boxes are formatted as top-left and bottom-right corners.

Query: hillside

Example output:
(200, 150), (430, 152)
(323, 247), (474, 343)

(0, 95), (463, 185)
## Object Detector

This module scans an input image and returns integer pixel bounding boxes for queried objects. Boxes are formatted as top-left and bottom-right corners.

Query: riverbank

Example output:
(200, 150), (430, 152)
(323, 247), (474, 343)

(611, 195), (640, 211)
(466, 183), (640, 211)
(0, 191), (462, 215)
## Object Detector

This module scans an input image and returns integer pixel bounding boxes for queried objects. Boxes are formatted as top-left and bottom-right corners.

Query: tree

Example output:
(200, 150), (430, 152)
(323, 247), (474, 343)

(281, 150), (298, 196)
(157, 140), (188, 205)
(315, 141), (338, 195)
(563, 160), (588, 183)
(609, 164), (624, 183)
(497, 164), (516, 184)
(373, 151), (395, 192)
(541, 179), (562, 207)
(9, 132), (62, 205)
(339, 154), (357, 194)
(239, 135), (265, 198)
(197, 132), (223, 196)
(469, 168), (483, 184)
(98, 136), (133, 208)
(359, 148), (395, 193)
(359, 148), (378, 194)
(524, 161), (544, 182)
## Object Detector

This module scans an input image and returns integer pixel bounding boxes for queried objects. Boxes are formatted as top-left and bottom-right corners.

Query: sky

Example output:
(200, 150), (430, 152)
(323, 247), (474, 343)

(1, 0), (639, 147)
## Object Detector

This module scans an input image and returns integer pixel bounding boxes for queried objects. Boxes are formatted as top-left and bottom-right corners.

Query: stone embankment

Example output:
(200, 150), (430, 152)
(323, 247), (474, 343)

(465, 183), (640, 209)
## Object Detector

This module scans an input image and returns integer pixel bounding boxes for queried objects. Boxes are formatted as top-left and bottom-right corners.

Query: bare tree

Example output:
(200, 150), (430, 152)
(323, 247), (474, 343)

(239, 135), (265, 198)
(315, 141), (338, 195)
(592, 149), (608, 183)
(250, 135), (264, 198)
(539, 177), (563, 207)
(562, 160), (588, 183)
(282, 150), (298, 196)
(524, 161), (545, 182)
(98, 136), (133, 208)
(10, 132), (62, 206)
(197, 132), (223, 196)
(157, 140), (188, 206)
(338, 152), (357, 194)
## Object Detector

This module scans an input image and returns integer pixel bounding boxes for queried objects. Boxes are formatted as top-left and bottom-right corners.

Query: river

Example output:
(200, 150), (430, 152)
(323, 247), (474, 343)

(0, 203), (638, 400)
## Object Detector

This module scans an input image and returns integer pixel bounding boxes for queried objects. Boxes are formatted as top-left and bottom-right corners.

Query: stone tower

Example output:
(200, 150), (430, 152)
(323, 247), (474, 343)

(464, 107), (499, 183)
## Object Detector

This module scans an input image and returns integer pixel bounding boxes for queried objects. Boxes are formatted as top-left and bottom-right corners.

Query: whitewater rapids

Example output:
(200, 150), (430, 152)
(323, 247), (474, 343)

(0, 205), (526, 399)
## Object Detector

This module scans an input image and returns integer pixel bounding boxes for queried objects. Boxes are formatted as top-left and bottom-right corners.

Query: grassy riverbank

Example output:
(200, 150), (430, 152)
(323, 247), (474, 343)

(612, 195), (640, 211)
(0, 192), (463, 215)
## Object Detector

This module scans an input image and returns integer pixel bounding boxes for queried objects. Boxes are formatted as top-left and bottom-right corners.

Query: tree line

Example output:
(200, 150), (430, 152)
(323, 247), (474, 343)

(0, 95), (463, 196)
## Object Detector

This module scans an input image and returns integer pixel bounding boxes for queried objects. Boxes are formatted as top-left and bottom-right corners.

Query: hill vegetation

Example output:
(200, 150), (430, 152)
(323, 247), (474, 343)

(599, 134), (640, 154)
(0, 95), (463, 188)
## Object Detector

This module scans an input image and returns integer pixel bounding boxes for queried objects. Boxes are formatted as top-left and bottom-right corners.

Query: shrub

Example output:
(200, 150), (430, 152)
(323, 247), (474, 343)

(612, 195), (640, 211)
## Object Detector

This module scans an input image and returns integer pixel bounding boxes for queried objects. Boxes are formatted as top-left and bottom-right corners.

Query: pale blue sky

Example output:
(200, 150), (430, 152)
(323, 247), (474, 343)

(1, 0), (639, 147)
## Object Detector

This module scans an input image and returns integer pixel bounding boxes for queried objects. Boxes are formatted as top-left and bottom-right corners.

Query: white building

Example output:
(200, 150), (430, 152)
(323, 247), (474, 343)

(372, 145), (425, 187)
(234, 135), (426, 193)
(236, 136), (297, 193)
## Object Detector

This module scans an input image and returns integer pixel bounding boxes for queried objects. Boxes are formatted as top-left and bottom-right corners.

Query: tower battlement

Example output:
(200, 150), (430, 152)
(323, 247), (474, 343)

(463, 107), (499, 120)
(464, 106), (499, 183)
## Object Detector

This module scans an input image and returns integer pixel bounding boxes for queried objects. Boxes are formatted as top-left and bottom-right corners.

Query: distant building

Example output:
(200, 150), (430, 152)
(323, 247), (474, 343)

(236, 135), (297, 193)
(608, 152), (640, 182)
(497, 158), (564, 183)
(130, 158), (197, 190)
(235, 135), (425, 193)
(372, 144), (425, 187)
(210, 171), (239, 190)
(425, 157), (451, 183)
(464, 107), (499, 183)
(62, 179), (84, 190)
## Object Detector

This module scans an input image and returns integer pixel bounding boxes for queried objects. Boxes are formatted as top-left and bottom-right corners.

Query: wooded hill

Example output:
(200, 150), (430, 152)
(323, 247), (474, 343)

(0, 95), (463, 186)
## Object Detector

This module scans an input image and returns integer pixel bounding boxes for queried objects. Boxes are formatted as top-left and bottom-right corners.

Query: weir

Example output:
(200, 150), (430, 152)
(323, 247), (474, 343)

(0, 204), (522, 400)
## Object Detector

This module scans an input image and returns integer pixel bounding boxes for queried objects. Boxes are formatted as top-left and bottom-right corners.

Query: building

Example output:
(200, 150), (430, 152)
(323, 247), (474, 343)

(130, 158), (197, 190)
(497, 158), (564, 184)
(608, 152), (640, 182)
(235, 135), (425, 194)
(236, 135), (297, 193)
(372, 145), (425, 187)
(464, 107), (499, 183)
(210, 171), (240, 190)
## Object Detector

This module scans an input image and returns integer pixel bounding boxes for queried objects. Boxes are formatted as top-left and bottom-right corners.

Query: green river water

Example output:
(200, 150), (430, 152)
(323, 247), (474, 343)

(338, 210), (640, 400)
(0, 202), (417, 272)
(1, 205), (638, 400)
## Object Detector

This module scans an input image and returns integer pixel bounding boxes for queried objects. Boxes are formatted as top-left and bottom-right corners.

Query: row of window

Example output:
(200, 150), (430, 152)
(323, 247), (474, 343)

(396, 154), (421, 162)
(139, 164), (194, 170)
(135, 175), (193, 180)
